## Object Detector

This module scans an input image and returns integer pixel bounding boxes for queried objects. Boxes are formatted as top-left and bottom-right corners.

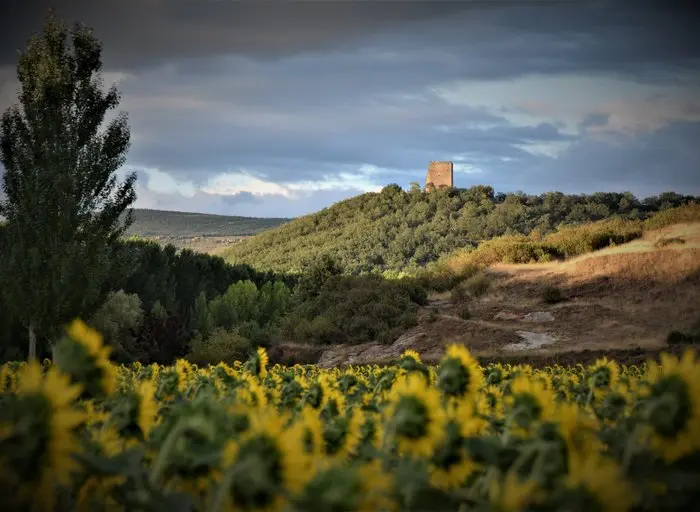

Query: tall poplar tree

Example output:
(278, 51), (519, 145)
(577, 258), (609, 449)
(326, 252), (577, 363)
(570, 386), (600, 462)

(0, 12), (136, 360)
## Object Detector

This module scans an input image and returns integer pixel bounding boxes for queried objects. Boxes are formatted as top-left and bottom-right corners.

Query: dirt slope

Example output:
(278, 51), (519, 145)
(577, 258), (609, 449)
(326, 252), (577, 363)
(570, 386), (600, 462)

(282, 222), (700, 368)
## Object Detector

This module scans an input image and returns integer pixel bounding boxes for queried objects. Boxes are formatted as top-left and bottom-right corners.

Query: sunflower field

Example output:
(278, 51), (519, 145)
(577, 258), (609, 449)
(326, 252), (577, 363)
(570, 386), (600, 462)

(1, 321), (700, 511)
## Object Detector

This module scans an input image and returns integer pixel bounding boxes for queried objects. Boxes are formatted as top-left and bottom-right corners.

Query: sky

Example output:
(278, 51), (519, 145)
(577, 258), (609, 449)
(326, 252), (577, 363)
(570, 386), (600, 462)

(1, 0), (699, 218)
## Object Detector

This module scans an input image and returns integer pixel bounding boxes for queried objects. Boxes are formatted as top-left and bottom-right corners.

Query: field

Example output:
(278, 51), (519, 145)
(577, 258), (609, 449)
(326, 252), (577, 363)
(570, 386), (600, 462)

(1, 321), (700, 511)
(124, 209), (290, 253)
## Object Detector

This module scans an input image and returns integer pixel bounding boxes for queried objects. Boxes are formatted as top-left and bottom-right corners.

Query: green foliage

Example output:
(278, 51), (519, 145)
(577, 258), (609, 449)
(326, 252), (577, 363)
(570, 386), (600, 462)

(208, 280), (292, 333)
(0, 13), (136, 359)
(462, 272), (491, 298)
(186, 328), (251, 366)
(457, 305), (471, 320)
(294, 255), (343, 302)
(643, 201), (700, 231)
(89, 290), (144, 363)
(284, 275), (422, 345)
(222, 186), (697, 275)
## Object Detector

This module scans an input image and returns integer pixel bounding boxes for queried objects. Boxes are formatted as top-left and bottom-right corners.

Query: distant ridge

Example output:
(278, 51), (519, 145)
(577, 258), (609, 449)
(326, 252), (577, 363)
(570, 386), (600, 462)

(124, 208), (291, 238)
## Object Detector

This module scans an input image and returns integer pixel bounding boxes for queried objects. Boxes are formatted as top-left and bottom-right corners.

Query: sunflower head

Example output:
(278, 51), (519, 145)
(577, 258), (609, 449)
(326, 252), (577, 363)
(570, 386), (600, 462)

(54, 319), (118, 400)
(384, 374), (446, 458)
(636, 350), (700, 463)
(244, 347), (269, 379)
(437, 344), (484, 399)
(0, 363), (85, 511)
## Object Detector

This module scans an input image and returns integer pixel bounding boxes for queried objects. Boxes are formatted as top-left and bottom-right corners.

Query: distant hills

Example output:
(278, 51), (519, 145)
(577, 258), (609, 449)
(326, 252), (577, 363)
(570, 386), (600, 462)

(219, 184), (699, 274)
(124, 208), (290, 238)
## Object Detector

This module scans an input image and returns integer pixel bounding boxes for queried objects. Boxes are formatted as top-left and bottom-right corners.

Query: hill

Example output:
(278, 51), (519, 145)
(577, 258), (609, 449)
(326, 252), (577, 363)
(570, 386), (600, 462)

(124, 208), (290, 253)
(273, 213), (700, 368)
(221, 185), (699, 274)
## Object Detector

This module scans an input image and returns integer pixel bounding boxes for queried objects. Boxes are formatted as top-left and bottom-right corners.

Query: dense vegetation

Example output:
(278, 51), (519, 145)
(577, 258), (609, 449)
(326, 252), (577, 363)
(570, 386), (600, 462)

(125, 208), (289, 238)
(3, 328), (700, 511)
(221, 184), (698, 274)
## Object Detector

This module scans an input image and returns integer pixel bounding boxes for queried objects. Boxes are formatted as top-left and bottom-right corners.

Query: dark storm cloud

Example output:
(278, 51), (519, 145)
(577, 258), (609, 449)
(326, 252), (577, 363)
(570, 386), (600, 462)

(508, 121), (700, 197)
(1, 1), (698, 80)
(0, 0), (465, 69)
(1, 0), (699, 218)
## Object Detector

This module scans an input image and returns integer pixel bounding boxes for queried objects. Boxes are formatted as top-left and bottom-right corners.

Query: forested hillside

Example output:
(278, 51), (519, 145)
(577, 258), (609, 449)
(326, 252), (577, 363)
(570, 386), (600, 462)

(221, 184), (699, 274)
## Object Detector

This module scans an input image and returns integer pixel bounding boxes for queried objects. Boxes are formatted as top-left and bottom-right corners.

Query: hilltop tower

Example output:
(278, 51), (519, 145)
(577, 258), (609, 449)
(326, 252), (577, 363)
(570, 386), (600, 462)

(426, 161), (454, 191)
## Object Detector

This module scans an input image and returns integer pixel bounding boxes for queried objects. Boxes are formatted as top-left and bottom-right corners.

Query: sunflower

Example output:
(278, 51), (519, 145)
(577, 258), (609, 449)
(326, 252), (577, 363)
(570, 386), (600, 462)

(637, 349), (700, 463)
(136, 379), (159, 439)
(383, 373), (446, 458)
(429, 421), (480, 490)
(564, 451), (637, 512)
(175, 358), (194, 393)
(436, 344), (484, 399)
(487, 470), (541, 512)
(219, 410), (309, 511)
(61, 319), (119, 398)
(0, 362), (86, 511)
(401, 349), (422, 364)
(358, 460), (396, 511)
(552, 402), (602, 459)
(506, 374), (557, 434)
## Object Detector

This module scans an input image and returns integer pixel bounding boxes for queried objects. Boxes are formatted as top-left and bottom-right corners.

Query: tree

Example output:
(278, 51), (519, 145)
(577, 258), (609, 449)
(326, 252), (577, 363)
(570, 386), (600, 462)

(0, 12), (136, 360)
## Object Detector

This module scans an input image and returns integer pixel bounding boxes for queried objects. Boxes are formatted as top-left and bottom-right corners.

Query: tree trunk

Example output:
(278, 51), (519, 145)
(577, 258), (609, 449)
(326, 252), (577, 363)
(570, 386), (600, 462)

(28, 323), (37, 362)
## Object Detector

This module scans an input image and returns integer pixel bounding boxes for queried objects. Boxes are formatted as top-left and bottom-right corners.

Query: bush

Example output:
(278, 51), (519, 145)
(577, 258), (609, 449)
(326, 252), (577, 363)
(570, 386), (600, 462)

(186, 328), (251, 366)
(89, 290), (145, 363)
(457, 305), (471, 320)
(644, 202), (700, 230)
(450, 283), (469, 304)
(283, 274), (421, 345)
(541, 285), (564, 304)
(463, 272), (491, 298)
(654, 236), (686, 249)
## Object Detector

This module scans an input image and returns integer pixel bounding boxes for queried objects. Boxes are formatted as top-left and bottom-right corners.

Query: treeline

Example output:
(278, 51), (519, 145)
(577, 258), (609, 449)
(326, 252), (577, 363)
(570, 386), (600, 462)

(0, 231), (297, 363)
(221, 184), (699, 274)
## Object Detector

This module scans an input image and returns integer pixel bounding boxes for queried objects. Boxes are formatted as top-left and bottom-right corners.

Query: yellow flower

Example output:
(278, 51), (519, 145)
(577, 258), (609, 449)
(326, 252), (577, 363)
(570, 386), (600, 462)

(1, 362), (86, 511)
(565, 451), (637, 512)
(383, 373), (446, 458)
(65, 319), (118, 396)
(401, 349), (422, 364)
(220, 409), (310, 511)
(488, 471), (540, 511)
(137, 379), (158, 439)
(638, 349), (700, 463)
(257, 347), (269, 379)
(437, 344), (484, 399)
(506, 374), (557, 434)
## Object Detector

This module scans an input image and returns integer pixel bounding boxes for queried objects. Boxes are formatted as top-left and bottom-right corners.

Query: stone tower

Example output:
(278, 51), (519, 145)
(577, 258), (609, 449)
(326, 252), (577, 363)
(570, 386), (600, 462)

(426, 161), (454, 191)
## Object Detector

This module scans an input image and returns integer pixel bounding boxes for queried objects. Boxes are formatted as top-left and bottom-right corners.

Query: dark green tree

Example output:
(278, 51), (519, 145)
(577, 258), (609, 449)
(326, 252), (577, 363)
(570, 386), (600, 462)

(0, 12), (136, 360)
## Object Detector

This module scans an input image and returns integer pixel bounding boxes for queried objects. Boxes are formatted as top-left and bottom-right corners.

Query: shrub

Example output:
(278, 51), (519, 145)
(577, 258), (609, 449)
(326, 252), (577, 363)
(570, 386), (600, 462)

(283, 274), (421, 345)
(89, 290), (145, 363)
(458, 305), (471, 320)
(463, 272), (491, 298)
(450, 283), (469, 304)
(644, 202), (700, 230)
(654, 236), (686, 249)
(186, 328), (251, 366)
(541, 285), (564, 304)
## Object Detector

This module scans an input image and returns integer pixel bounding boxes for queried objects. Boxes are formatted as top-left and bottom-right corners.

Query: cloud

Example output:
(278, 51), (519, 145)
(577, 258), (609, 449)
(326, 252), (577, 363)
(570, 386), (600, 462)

(0, 1), (699, 218)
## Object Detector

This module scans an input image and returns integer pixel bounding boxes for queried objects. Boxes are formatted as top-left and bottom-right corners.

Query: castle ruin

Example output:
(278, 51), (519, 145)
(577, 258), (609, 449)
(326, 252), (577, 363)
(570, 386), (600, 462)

(426, 161), (454, 191)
